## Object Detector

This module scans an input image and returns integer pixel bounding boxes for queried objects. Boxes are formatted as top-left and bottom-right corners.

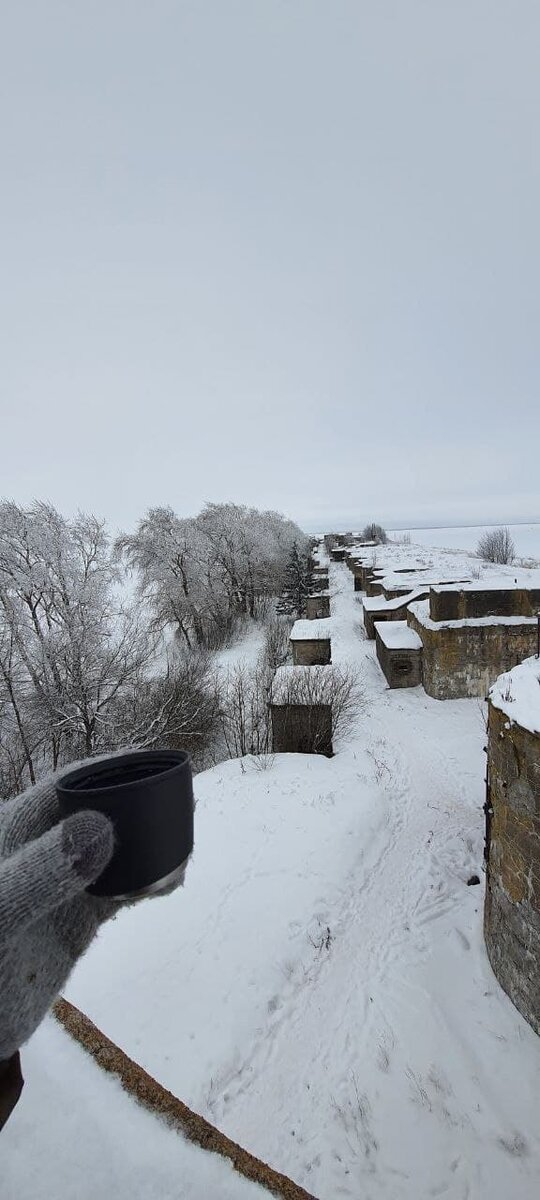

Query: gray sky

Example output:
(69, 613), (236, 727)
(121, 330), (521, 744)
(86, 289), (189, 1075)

(2, 1), (539, 533)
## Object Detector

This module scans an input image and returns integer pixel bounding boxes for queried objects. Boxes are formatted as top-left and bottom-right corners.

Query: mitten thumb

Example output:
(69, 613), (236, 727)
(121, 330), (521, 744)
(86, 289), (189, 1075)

(0, 811), (114, 938)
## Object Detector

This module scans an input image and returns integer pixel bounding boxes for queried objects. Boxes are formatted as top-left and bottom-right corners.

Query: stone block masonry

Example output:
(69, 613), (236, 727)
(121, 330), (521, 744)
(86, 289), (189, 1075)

(374, 621), (423, 689)
(431, 584), (540, 623)
(407, 601), (538, 700)
(269, 664), (335, 755)
(310, 574), (329, 594)
(484, 689), (540, 1035)
(270, 702), (332, 756)
(290, 619), (332, 666)
(362, 590), (430, 639)
(306, 593), (330, 620)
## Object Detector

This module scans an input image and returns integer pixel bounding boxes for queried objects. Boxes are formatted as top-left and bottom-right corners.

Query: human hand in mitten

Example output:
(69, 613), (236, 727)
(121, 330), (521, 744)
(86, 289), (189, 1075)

(0, 772), (118, 1067)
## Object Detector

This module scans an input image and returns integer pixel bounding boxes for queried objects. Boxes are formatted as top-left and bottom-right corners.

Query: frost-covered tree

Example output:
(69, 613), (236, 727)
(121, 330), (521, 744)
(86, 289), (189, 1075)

(118, 503), (306, 649)
(277, 543), (312, 618)
(477, 526), (515, 565)
(116, 507), (221, 650)
(0, 502), (155, 790)
(361, 522), (388, 544)
(197, 503), (304, 619)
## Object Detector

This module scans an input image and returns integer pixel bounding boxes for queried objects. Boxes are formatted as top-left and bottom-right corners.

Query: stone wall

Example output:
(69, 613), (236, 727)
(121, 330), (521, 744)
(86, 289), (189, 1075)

(310, 574), (329, 593)
(365, 576), (386, 597)
(270, 702), (333, 756)
(306, 594), (330, 619)
(484, 701), (540, 1035)
(407, 605), (538, 699)
(291, 638), (331, 666)
(351, 562), (375, 590)
(375, 628), (423, 689)
(431, 586), (540, 622)
(363, 593), (429, 639)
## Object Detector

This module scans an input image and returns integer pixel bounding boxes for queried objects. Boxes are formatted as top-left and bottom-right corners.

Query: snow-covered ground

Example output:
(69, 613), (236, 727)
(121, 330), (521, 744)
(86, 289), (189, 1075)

(213, 620), (267, 676)
(2, 1016), (267, 1200)
(5, 554), (540, 1199)
(390, 523), (540, 562)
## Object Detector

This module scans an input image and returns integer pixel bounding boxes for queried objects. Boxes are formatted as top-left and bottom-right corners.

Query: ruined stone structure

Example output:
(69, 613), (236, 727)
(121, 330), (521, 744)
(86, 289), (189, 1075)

(271, 702), (333, 755)
(374, 622), (423, 689)
(362, 590), (430, 639)
(310, 573), (329, 594)
(484, 661), (540, 1035)
(306, 593), (330, 620)
(270, 662), (333, 754)
(290, 619), (332, 666)
(431, 584), (540, 623)
(407, 598), (539, 700)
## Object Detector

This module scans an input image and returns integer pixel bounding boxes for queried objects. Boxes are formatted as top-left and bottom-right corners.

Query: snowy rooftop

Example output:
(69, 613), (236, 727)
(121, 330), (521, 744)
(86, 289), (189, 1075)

(408, 599), (539, 631)
(342, 541), (377, 553)
(490, 655), (540, 735)
(374, 620), (423, 650)
(290, 618), (332, 641)
(363, 588), (428, 612)
(381, 573), (471, 592)
(432, 578), (540, 594)
(271, 664), (333, 703)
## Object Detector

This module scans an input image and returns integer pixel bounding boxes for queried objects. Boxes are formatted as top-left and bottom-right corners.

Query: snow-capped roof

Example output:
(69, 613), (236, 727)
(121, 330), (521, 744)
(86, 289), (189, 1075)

(374, 620), (423, 650)
(432, 578), (540, 594)
(363, 589), (428, 612)
(290, 618), (332, 641)
(408, 599), (539, 631)
(490, 655), (540, 734)
(381, 574), (471, 592)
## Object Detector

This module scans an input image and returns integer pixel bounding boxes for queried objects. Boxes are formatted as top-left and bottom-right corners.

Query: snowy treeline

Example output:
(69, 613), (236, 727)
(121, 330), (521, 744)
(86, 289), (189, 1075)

(0, 501), (307, 796)
(117, 504), (305, 649)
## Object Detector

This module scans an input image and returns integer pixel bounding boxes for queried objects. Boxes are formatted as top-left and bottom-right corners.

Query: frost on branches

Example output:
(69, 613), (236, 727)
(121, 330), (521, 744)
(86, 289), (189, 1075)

(0, 503), (212, 795)
(116, 503), (307, 650)
(0, 501), (307, 796)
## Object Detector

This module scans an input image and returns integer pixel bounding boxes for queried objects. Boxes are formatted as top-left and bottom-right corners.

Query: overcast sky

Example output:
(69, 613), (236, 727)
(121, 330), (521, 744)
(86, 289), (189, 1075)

(2, 1), (539, 534)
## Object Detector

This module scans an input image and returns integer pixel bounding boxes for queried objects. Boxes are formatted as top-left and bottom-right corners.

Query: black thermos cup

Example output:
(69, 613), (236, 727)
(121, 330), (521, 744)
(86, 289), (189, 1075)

(57, 749), (194, 899)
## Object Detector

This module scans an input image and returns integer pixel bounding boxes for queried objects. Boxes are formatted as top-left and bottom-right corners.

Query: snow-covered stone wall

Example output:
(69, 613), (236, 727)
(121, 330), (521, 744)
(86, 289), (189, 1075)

(485, 670), (540, 1035)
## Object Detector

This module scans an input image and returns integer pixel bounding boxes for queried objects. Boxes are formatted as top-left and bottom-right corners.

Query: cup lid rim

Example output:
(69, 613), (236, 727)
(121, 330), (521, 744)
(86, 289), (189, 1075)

(57, 749), (190, 795)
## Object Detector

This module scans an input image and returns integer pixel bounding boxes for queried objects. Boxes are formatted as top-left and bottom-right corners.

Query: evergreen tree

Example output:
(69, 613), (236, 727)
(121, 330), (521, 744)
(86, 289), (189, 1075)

(277, 543), (311, 617)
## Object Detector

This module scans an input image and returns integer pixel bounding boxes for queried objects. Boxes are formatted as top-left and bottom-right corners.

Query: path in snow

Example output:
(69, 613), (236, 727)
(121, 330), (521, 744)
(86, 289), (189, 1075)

(207, 563), (540, 1200)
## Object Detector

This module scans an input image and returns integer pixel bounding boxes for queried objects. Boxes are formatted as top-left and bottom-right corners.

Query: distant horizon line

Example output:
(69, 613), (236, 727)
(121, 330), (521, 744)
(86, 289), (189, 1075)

(301, 518), (540, 534)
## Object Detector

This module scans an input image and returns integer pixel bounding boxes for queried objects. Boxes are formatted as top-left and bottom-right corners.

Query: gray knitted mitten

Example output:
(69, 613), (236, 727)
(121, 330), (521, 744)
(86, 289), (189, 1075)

(0, 773), (118, 1062)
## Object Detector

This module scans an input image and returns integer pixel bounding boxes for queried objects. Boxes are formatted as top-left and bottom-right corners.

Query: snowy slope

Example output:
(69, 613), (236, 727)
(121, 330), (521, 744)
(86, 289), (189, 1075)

(58, 559), (540, 1200)
(1, 1016), (268, 1200)
(390, 524), (540, 561)
(67, 751), (386, 1112)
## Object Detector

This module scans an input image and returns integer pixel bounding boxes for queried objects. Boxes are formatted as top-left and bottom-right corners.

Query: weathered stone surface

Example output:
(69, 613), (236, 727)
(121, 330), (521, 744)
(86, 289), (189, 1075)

(407, 605), (538, 700)
(431, 586), (540, 623)
(270, 702), (333, 756)
(291, 638), (331, 666)
(375, 627), (423, 689)
(363, 593), (429, 639)
(365, 576), (386, 598)
(484, 700), (540, 1035)
(306, 594), (330, 620)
